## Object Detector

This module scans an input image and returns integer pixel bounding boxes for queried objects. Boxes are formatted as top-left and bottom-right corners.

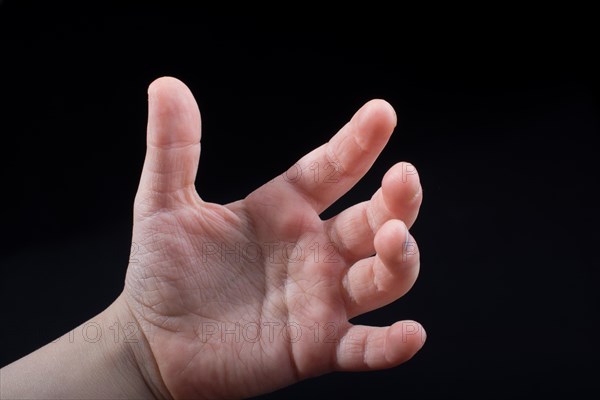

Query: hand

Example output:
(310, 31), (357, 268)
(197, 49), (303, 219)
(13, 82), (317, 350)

(122, 77), (426, 399)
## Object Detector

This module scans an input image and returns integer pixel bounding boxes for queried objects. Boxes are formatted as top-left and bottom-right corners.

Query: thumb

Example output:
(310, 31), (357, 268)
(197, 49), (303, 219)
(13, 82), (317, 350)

(135, 77), (202, 217)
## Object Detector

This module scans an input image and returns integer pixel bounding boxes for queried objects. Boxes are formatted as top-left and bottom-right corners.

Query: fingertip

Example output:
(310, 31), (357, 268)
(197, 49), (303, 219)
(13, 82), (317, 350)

(382, 162), (421, 203)
(374, 219), (409, 263)
(366, 99), (397, 124)
(146, 76), (201, 148)
(387, 320), (426, 363)
(354, 99), (397, 143)
(148, 76), (190, 98)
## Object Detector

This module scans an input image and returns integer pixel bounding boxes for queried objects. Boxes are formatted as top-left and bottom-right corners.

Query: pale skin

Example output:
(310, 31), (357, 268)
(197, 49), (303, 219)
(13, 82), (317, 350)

(0, 77), (426, 399)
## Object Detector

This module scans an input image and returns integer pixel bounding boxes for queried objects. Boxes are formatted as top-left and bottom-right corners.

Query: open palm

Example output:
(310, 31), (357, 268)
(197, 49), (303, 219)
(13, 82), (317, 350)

(122, 77), (425, 399)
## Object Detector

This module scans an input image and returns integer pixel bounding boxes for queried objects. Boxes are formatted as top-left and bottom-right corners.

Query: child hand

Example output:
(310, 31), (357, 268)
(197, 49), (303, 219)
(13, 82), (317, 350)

(123, 77), (426, 399)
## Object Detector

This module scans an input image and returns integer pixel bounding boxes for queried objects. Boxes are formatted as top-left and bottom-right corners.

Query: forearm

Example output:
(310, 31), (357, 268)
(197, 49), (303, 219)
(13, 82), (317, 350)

(0, 295), (165, 399)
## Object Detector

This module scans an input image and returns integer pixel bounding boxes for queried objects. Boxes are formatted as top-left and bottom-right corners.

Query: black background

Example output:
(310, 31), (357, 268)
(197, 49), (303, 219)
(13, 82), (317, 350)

(1, 3), (598, 399)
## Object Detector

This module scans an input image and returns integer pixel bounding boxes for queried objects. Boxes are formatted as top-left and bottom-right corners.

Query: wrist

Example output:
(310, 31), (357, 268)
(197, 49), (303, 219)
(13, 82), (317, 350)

(105, 294), (172, 399)
(0, 294), (171, 399)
